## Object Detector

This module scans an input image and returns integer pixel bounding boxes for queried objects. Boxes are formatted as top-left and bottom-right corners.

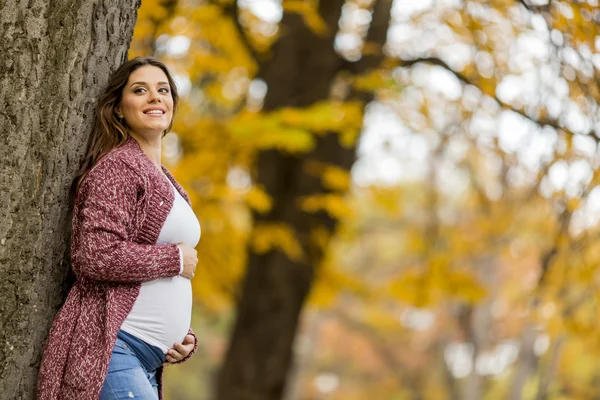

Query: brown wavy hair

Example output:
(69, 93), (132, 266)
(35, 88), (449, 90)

(71, 56), (179, 198)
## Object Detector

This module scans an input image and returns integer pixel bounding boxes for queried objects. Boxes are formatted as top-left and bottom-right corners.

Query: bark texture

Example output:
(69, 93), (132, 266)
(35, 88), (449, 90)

(216, 1), (393, 399)
(0, 1), (139, 397)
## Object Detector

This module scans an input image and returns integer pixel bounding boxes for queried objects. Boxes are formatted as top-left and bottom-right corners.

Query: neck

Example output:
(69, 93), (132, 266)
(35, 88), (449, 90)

(129, 133), (162, 170)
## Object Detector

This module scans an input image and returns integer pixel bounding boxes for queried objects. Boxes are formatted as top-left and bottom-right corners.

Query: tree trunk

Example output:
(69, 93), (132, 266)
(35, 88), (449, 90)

(508, 324), (537, 400)
(534, 336), (564, 400)
(216, 1), (393, 399)
(0, 1), (139, 398)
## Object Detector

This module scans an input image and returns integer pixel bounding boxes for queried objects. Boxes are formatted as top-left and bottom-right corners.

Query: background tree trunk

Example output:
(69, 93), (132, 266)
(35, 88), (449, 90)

(0, 1), (139, 397)
(216, 1), (393, 399)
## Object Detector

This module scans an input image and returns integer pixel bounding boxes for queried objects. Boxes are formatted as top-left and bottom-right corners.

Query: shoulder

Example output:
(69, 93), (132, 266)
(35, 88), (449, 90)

(82, 145), (147, 193)
(96, 142), (146, 174)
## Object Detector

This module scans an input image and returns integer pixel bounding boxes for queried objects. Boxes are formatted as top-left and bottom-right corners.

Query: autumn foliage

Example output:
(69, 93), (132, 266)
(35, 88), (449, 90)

(131, 0), (600, 399)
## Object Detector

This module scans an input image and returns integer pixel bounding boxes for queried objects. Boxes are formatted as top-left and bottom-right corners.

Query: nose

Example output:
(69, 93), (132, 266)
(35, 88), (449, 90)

(148, 89), (162, 103)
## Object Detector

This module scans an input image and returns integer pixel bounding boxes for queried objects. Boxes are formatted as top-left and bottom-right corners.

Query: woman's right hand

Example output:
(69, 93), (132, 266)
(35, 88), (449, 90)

(177, 243), (198, 279)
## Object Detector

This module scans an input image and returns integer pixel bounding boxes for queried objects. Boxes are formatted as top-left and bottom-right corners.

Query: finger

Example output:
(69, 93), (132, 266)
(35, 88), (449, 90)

(173, 342), (190, 354)
(183, 335), (195, 344)
(167, 349), (182, 358)
(165, 355), (177, 363)
(168, 347), (182, 356)
(166, 351), (181, 362)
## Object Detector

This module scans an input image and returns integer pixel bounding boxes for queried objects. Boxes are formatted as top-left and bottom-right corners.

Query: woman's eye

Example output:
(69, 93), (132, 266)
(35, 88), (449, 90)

(134, 88), (146, 94)
(159, 88), (170, 93)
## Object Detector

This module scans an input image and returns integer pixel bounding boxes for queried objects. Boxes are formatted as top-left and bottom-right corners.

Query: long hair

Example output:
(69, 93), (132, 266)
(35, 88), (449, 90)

(71, 56), (179, 198)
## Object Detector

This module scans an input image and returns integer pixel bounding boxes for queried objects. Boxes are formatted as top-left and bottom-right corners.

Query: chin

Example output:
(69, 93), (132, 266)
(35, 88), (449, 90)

(131, 127), (169, 137)
(146, 125), (169, 132)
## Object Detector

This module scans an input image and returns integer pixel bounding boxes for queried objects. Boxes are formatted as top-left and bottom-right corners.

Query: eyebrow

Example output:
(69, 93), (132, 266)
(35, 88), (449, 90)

(130, 81), (169, 87)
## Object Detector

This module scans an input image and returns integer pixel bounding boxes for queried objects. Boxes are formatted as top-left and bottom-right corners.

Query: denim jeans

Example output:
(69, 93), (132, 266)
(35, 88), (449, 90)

(99, 330), (166, 400)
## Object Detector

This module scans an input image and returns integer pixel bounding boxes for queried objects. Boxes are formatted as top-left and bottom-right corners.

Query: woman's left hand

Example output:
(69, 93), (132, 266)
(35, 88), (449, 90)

(162, 334), (195, 366)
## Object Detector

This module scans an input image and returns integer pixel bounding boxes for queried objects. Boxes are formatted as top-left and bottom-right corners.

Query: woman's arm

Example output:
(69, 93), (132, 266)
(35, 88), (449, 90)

(71, 157), (181, 282)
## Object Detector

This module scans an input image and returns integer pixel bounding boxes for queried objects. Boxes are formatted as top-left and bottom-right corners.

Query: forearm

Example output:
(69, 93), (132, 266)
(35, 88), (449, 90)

(72, 241), (181, 282)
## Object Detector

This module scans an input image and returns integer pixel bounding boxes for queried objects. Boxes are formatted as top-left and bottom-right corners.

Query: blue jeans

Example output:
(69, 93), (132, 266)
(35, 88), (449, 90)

(100, 330), (166, 400)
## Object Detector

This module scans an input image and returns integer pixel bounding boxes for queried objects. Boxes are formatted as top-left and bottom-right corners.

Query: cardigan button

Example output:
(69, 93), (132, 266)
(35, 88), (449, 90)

(159, 201), (164, 206)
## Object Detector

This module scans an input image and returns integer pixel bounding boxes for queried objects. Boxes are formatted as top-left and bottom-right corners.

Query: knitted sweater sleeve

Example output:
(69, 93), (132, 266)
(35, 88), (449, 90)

(71, 158), (181, 283)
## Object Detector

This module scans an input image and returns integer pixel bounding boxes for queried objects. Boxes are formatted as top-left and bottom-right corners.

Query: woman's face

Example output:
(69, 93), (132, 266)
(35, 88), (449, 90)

(116, 65), (174, 138)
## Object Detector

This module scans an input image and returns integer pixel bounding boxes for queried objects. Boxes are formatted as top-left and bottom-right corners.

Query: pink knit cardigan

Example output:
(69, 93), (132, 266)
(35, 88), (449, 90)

(37, 136), (198, 399)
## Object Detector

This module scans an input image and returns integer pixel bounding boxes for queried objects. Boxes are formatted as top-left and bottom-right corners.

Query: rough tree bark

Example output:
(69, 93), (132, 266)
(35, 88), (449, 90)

(216, 1), (393, 399)
(0, 1), (139, 398)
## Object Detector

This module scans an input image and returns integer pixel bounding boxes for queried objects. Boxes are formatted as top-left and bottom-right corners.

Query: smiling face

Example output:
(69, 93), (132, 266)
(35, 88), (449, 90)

(116, 65), (174, 139)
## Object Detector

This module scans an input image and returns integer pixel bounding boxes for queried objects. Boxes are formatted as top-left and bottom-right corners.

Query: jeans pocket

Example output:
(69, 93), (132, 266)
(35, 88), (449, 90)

(107, 341), (141, 374)
(112, 338), (133, 355)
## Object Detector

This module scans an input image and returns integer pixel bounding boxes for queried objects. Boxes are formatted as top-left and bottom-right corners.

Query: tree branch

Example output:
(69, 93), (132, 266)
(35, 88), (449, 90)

(352, 0), (394, 75)
(517, 0), (553, 13)
(397, 56), (600, 143)
(221, 2), (259, 64)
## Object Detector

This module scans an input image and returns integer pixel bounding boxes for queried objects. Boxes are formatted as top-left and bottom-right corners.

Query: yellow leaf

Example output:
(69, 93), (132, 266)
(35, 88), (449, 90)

(251, 223), (304, 261)
(283, 1), (328, 36)
(322, 166), (351, 191)
(299, 194), (353, 219)
(245, 186), (273, 213)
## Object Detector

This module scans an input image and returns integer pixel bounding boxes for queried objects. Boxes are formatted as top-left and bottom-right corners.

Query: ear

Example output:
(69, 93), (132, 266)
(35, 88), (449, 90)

(115, 107), (123, 119)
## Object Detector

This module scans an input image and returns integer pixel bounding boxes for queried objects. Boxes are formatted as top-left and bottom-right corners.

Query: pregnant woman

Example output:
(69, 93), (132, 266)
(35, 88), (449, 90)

(37, 56), (201, 400)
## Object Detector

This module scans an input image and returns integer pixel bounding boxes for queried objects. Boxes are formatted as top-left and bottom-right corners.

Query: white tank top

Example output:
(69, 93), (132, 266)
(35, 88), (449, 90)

(121, 177), (201, 353)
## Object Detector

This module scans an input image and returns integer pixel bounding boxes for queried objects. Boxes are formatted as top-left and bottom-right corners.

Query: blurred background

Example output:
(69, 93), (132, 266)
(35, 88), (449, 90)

(129, 0), (600, 399)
